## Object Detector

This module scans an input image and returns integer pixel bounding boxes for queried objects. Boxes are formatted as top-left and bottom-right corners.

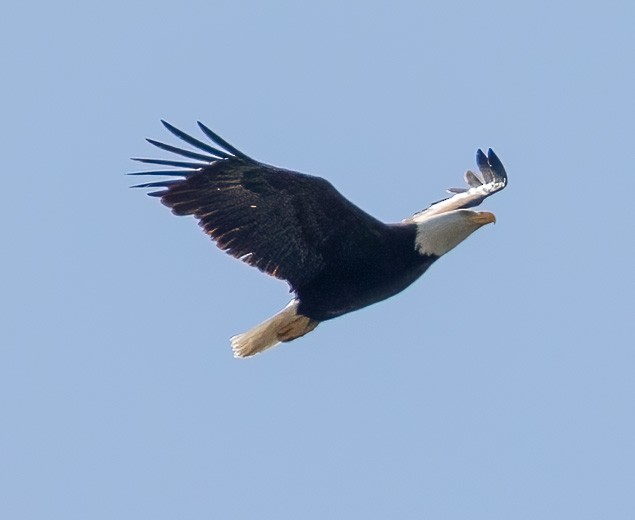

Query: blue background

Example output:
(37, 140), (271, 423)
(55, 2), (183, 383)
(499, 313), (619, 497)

(2, 1), (634, 518)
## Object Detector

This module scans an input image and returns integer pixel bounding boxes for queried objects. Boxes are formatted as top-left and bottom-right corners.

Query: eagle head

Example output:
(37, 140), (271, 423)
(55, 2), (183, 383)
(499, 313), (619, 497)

(414, 209), (496, 257)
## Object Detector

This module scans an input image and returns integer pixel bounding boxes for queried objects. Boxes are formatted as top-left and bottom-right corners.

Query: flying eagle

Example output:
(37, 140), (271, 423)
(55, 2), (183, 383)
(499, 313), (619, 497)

(131, 121), (508, 358)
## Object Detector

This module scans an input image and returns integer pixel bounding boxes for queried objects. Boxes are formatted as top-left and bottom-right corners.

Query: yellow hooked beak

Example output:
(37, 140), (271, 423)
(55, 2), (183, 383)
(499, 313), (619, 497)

(471, 211), (496, 225)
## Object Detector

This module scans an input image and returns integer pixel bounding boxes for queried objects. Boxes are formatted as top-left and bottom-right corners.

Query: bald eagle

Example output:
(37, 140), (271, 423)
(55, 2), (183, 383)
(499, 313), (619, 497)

(132, 121), (508, 358)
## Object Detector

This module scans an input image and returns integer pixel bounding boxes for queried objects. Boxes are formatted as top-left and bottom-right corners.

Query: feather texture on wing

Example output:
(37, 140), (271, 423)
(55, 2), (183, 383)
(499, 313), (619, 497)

(131, 121), (389, 291)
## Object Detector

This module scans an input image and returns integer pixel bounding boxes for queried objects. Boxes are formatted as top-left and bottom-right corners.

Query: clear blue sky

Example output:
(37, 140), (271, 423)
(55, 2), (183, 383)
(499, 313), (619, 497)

(2, 1), (634, 518)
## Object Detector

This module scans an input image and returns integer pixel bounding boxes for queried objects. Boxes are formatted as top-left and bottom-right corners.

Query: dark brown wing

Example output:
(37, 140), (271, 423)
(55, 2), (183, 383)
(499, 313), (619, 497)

(131, 121), (388, 291)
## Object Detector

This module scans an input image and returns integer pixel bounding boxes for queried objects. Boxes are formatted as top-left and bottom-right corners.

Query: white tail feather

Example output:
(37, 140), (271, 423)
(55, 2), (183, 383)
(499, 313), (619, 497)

(230, 300), (319, 358)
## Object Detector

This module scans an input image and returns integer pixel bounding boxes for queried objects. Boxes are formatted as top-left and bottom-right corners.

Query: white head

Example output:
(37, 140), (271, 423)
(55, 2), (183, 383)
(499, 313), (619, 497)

(413, 209), (496, 257)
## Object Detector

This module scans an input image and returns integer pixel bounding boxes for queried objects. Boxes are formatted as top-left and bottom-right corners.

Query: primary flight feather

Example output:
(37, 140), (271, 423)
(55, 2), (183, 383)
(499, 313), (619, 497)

(132, 121), (508, 358)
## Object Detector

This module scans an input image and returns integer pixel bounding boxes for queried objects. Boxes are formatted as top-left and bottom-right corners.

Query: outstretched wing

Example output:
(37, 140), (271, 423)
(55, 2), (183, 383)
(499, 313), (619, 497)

(131, 121), (388, 291)
(406, 148), (508, 222)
